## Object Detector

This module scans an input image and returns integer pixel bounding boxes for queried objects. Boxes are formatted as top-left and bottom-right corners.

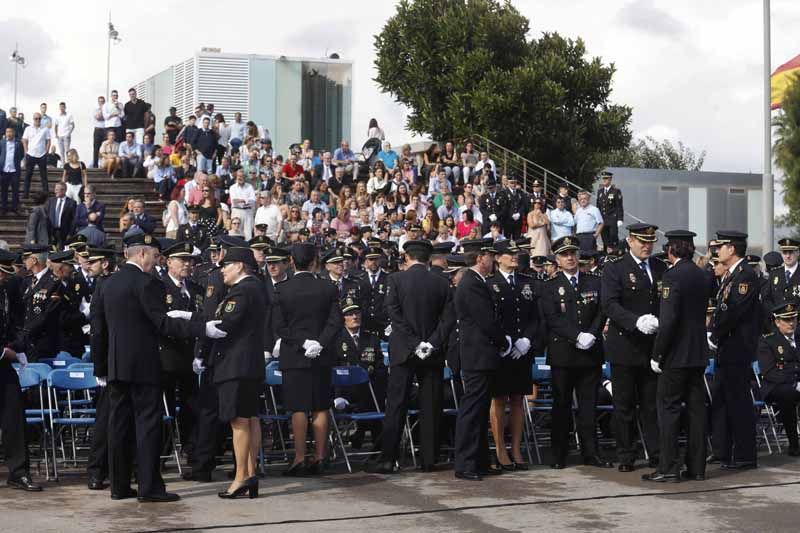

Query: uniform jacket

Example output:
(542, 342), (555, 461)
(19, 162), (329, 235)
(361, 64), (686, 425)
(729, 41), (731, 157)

(332, 328), (386, 410)
(319, 271), (362, 303)
(160, 274), (203, 374)
(195, 265), (226, 363)
(18, 269), (64, 359)
(455, 268), (508, 371)
(711, 260), (761, 366)
(385, 263), (453, 366)
(90, 274), (111, 377)
(505, 189), (528, 219)
(487, 270), (539, 345)
(358, 269), (389, 335)
(601, 254), (667, 366)
(762, 265), (800, 312)
(93, 263), (205, 385)
(596, 185), (624, 222)
(177, 223), (209, 251)
(757, 332), (800, 400)
(478, 191), (509, 228)
(651, 259), (710, 369)
(540, 271), (605, 367)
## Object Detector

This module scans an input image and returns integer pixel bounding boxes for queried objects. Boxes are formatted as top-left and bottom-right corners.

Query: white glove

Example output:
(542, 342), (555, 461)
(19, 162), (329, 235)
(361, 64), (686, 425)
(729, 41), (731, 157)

(650, 359), (662, 374)
(512, 213), (520, 221)
(95, 376), (107, 387)
(167, 310), (193, 320)
(192, 357), (205, 375)
(636, 314), (658, 335)
(205, 320), (228, 339)
(5, 350), (28, 367)
(273, 339), (282, 359)
(795, 382), (800, 394)
(80, 298), (91, 319)
(509, 348), (523, 360)
(489, 214), (498, 222)
(384, 324), (392, 337)
(333, 397), (350, 410)
(415, 341), (434, 360)
(513, 337), (531, 357)
(82, 324), (91, 335)
(303, 339), (323, 358)
(499, 335), (513, 357)
(707, 332), (717, 350)
(617, 220), (624, 227)
(264, 351), (271, 361)
(576, 332), (596, 350)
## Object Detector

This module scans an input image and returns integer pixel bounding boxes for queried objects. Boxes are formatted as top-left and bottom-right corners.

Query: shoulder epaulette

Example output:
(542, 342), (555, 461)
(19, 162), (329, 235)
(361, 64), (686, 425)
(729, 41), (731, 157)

(768, 265), (784, 272)
(762, 332), (776, 338)
(545, 274), (560, 282)
(585, 270), (601, 277)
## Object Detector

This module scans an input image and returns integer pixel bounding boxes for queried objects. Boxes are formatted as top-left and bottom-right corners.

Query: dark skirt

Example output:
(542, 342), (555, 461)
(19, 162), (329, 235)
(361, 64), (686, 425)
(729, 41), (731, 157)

(490, 356), (534, 397)
(217, 378), (261, 423)
(282, 367), (332, 412)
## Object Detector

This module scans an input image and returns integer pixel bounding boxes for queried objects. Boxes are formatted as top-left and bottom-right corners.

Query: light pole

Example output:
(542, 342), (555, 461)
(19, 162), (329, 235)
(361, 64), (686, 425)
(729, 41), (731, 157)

(9, 44), (26, 108)
(763, 0), (773, 251)
(106, 16), (121, 99)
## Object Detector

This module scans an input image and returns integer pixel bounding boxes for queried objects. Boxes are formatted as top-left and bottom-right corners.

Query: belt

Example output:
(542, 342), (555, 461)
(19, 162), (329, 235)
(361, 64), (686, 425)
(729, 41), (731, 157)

(233, 206), (252, 210)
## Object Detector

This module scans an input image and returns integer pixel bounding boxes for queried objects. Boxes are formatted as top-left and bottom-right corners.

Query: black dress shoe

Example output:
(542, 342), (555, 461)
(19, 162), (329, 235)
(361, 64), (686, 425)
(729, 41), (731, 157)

(417, 463), (435, 472)
(680, 471), (706, 481)
(87, 478), (106, 490)
(550, 461), (566, 470)
(721, 461), (757, 470)
(480, 466), (504, 476)
(181, 471), (212, 482)
(282, 461), (307, 477)
(583, 455), (614, 468)
(648, 456), (660, 468)
(513, 462), (529, 471)
(367, 460), (396, 474)
(305, 460), (324, 476)
(706, 454), (724, 464)
(788, 447), (800, 457)
(641, 471), (681, 483)
(138, 492), (180, 503)
(218, 478), (258, 499)
(7, 475), (42, 492)
(618, 463), (635, 473)
(454, 471), (483, 481)
(496, 461), (516, 472)
(110, 488), (138, 500)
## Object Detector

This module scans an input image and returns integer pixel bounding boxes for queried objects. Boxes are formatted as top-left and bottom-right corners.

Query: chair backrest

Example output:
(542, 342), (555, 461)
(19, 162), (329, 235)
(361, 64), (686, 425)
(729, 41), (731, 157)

(15, 363), (52, 380)
(331, 365), (370, 387)
(532, 358), (551, 382)
(17, 367), (44, 389)
(751, 360), (761, 376)
(264, 361), (283, 386)
(68, 363), (94, 371)
(41, 355), (83, 368)
(47, 368), (97, 390)
(704, 358), (716, 376)
(443, 366), (453, 380)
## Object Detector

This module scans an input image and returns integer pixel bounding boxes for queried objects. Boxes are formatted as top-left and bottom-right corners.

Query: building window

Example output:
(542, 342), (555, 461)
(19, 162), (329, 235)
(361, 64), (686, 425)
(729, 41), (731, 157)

(301, 62), (351, 153)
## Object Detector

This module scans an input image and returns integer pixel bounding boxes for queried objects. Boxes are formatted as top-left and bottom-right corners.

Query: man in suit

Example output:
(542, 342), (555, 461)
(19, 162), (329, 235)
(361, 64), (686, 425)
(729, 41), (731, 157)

(91, 232), (226, 502)
(46, 182), (76, 248)
(596, 171), (624, 253)
(540, 236), (611, 469)
(320, 246), (361, 303)
(314, 151), (337, 188)
(0, 126), (25, 215)
(643, 230), (710, 482)
(131, 199), (156, 234)
(74, 185), (106, 231)
(453, 239), (512, 480)
(708, 230), (760, 470)
(600, 223), (667, 471)
(478, 178), (509, 236)
(371, 240), (454, 474)
(757, 302), (800, 456)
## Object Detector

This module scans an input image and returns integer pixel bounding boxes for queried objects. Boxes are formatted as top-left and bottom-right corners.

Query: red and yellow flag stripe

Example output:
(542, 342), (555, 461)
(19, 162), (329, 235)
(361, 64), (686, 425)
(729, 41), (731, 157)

(771, 54), (800, 110)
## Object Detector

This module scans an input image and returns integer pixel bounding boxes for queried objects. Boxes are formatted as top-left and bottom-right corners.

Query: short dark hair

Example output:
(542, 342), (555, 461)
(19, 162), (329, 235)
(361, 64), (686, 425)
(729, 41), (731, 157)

(405, 247), (431, 263)
(293, 256), (314, 271)
(667, 239), (695, 260)
(59, 102), (65, 106)
(463, 251), (479, 267)
(129, 87), (136, 93)
(731, 242), (746, 258)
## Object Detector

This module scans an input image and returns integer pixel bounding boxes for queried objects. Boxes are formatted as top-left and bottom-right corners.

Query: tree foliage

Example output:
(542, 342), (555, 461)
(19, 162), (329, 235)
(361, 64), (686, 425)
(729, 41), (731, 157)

(775, 74), (800, 227)
(605, 136), (706, 171)
(373, 0), (633, 190)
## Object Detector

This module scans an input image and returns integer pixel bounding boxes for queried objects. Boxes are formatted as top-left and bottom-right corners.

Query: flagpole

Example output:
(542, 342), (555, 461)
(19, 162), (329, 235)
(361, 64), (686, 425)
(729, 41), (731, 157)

(764, 0), (773, 251)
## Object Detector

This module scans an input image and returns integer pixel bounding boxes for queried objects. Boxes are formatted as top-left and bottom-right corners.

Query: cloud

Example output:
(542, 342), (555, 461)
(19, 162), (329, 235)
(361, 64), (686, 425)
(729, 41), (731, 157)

(0, 18), (63, 104)
(617, 0), (686, 37)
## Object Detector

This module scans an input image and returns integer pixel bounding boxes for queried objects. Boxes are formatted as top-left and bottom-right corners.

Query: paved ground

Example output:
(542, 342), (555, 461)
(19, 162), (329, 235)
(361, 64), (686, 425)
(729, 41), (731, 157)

(4, 452), (800, 533)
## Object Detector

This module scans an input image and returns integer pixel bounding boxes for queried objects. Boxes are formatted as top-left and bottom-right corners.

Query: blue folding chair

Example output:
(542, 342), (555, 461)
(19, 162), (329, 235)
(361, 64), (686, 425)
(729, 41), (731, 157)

(17, 366), (52, 479)
(47, 368), (98, 480)
(524, 358), (553, 464)
(751, 360), (780, 453)
(259, 361), (291, 467)
(40, 352), (83, 369)
(329, 365), (385, 473)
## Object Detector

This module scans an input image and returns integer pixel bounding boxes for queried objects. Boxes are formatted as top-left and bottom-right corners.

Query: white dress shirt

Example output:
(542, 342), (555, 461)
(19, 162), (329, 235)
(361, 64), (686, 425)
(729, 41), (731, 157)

(3, 140), (16, 172)
(630, 252), (653, 284)
(54, 112), (75, 137)
(22, 126), (51, 158)
(229, 182), (256, 209)
(102, 101), (124, 128)
(92, 107), (105, 129)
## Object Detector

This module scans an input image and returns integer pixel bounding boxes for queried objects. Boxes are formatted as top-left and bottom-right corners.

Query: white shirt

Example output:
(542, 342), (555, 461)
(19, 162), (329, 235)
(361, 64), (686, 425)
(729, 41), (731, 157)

(168, 273), (191, 298)
(498, 267), (515, 286)
(784, 263), (798, 280)
(54, 112), (75, 137)
(229, 121), (245, 141)
(102, 101), (124, 128)
(22, 126), (51, 158)
(92, 106), (105, 129)
(34, 267), (50, 284)
(727, 258), (745, 277)
(3, 140), (16, 172)
(630, 251), (653, 283)
(229, 182), (256, 209)
(575, 204), (604, 233)
(562, 270), (580, 288)
(254, 204), (283, 240)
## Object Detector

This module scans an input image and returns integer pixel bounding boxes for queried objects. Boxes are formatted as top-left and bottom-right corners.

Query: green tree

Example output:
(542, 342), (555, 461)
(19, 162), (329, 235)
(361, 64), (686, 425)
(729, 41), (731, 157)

(374, 0), (632, 189)
(775, 73), (800, 227)
(605, 136), (706, 171)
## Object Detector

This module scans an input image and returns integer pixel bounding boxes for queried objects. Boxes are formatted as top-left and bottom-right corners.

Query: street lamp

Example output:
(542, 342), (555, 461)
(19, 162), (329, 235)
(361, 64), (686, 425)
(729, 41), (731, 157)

(9, 44), (26, 108)
(106, 17), (122, 99)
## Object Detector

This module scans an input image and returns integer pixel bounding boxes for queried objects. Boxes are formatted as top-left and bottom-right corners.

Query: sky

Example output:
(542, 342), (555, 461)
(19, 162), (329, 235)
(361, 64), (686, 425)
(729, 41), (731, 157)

(1, 0), (797, 179)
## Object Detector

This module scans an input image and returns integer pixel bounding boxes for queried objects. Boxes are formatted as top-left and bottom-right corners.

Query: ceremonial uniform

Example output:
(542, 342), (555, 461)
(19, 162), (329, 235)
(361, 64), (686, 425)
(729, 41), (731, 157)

(87, 271), (112, 486)
(177, 221), (209, 251)
(596, 172), (624, 252)
(504, 181), (527, 239)
(478, 182), (508, 235)
(358, 268), (389, 338)
(19, 262), (64, 361)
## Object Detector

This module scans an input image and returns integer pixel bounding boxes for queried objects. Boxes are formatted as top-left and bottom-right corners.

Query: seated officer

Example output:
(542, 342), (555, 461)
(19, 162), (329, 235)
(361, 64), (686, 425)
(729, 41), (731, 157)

(757, 301), (800, 456)
(332, 296), (386, 449)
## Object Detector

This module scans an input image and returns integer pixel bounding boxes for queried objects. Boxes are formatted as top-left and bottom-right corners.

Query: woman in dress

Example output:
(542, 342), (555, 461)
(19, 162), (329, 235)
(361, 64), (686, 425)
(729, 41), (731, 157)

(198, 185), (223, 236)
(164, 184), (188, 239)
(61, 148), (88, 203)
(526, 198), (551, 257)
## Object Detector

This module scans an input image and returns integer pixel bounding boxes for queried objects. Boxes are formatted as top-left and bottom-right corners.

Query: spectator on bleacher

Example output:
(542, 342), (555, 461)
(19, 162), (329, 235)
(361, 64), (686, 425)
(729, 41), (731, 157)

(461, 141), (478, 183)
(164, 184), (187, 239)
(377, 142), (399, 172)
(228, 112), (245, 153)
(332, 140), (357, 178)
(436, 193), (459, 222)
(123, 88), (148, 145)
(184, 171), (207, 206)
(60, 148), (87, 202)
(25, 192), (50, 245)
(195, 117), (218, 174)
(53, 102), (75, 168)
(229, 169), (256, 240)
(91, 96), (106, 168)
(98, 131), (120, 179)
(77, 212), (106, 247)
(287, 179), (308, 207)
(254, 191), (282, 242)
(548, 195), (575, 242)
(241, 149), (260, 178)
(367, 118), (385, 141)
(102, 89), (124, 141)
(8, 108), (27, 140)
(21, 113), (51, 199)
(75, 185), (105, 231)
(456, 210), (479, 239)
(198, 184), (223, 237)
(439, 141), (461, 186)
(131, 199), (156, 234)
(526, 198), (551, 256)
(574, 190), (604, 252)
(314, 151), (336, 186)
(46, 182), (76, 248)
(118, 132), (143, 178)
(281, 206), (305, 243)
(281, 153), (304, 181)
(141, 134), (155, 159)
(39, 102), (52, 130)
(144, 105), (156, 143)
(330, 207), (354, 240)
(0, 126), (24, 215)
(164, 107), (182, 144)
(215, 115), (230, 165)
(178, 115), (200, 151)
(367, 166), (390, 196)
(118, 211), (134, 234)
(151, 153), (176, 202)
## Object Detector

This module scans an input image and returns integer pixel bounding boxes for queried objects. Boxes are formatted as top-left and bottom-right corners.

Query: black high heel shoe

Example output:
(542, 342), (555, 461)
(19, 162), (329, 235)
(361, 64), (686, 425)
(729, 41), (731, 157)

(495, 457), (516, 471)
(218, 477), (258, 499)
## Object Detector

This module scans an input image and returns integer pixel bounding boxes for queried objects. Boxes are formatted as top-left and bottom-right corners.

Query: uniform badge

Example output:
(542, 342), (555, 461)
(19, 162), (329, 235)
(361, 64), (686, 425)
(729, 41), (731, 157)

(493, 284), (501, 293)
(609, 194), (615, 200)
(144, 235), (152, 244)
(33, 305), (41, 315)
(75, 283), (81, 293)
(206, 285), (214, 298)
(738, 283), (749, 295)
(166, 294), (173, 305)
(363, 347), (376, 363)
(774, 276), (779, 285)
(521, 284), (533, 300)
(342, 342), (348, 353)
(778, 345), (784, 355)
(662, 287), (670, 299)
(224, 301), (236, 313)
(558, 286), (565, 296)
(629, 273), (636, 284)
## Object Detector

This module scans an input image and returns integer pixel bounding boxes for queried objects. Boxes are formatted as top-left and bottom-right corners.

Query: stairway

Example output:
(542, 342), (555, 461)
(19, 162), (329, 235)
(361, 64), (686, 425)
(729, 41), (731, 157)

(0, 168), (166, 251)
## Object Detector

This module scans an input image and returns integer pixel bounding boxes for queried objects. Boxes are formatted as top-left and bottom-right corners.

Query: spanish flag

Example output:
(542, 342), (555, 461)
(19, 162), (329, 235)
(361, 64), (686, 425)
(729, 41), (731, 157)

(772, 54), (800, 110)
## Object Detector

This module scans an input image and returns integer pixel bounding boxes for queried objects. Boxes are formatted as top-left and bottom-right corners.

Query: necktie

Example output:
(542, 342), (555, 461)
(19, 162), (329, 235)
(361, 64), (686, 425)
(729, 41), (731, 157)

(352, 334), (359, 348)
(56, 198), (64, 227)
(639, 261), (650, 283)
(508, 274), (515, 287)
(371, 274), (378, 287)
(787, 270), (792, 285)
(570, 276), (577, 290)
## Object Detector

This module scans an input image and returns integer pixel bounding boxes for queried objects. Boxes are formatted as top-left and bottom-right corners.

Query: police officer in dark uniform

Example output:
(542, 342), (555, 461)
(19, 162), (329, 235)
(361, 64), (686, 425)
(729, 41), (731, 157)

(248, 235), (273, 276)
(763, 238), (800, 311)
(643, 229), (710, 482)
(0, 249), (43, 492)
(487, 239), (539, 470)
(371, 240), (454, 474)
(527, 179), (548, 209)
(600, 223), (666, 471)
(504, 177), (527, 239)
(478, 178), (508, 236)
(429, 242), (455, 279)
(263, 245), (292, 298)
(358, 245), (390, 339)
(18, 244), (64, 361)
(177, 205), (210, 251)
(596, 171), (624, 253)
(320, 246), (361, 302)
(48, 249), (86, 358)
(453, 238), (510, 480)
(191, 237), (221, 288)
(758, 302), (800, 456)
(540, 236), (611, 469)
(709, 230), (760, 470)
